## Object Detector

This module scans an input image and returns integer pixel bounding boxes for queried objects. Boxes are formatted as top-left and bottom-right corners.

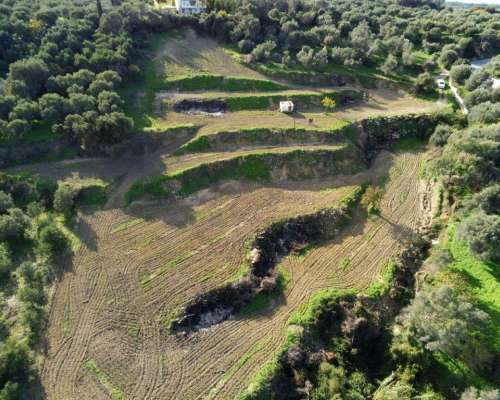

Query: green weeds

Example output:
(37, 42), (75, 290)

(85, 360), (126, 400)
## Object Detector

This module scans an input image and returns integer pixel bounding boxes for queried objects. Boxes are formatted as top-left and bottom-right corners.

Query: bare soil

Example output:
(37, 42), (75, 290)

(38, 141), (426, 399)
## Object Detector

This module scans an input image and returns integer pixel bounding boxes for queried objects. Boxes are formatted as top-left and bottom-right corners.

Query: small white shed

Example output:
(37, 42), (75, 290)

(279, 101), (294, 113)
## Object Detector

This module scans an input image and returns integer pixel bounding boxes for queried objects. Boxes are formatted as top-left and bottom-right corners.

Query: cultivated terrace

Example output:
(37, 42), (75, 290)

(0, 0), (498, 399)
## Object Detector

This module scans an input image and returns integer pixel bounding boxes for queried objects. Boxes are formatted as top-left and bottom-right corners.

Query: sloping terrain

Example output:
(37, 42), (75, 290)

(30, 27), (445, 400)
(35, 135), (426, 400)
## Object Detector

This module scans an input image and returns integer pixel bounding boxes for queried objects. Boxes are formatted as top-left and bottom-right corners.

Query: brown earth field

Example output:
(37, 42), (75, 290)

(29, 131), (429, 399)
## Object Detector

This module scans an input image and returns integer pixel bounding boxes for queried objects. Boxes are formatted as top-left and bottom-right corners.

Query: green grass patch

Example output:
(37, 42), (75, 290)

(364, 259), (398, 299)
(163, 74), (287, 92)
(175, 123), (351, 155)
(158, 310), (180, 332)
(85, 359), (126, 400)
(126, 153), (272, 204)
(76, 185), (107, 207)
(143, 123), (198, 135)
(111, 218), (145, 234)
(127, 325), (140, 338)
(225, 90), (362, 112)
(127, 146), (358, 204)
(226, 263), (249, 284)
(339, 256), (351, 271)
(446, 225), (500, 352)
(420, 223), (500, 392)
(239, 268), (291, 317)
(141, 251), (196, 287)
(392, 136), (427, 152)
(175, 135), (210, 154)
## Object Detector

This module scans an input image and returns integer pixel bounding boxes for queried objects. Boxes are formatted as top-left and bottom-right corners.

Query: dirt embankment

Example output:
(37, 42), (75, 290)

(176, 127), (350, 154)
(175, 112), (460, 157)
(171, 189), (364, 333)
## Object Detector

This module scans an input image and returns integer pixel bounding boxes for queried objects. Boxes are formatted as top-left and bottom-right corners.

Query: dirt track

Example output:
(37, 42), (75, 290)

(37, 139), (425, 399)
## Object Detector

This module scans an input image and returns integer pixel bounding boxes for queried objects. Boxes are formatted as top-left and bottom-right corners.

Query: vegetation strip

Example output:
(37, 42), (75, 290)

(126, 145), (363, 204)
(86, 359), (127, 400)
(171, 187), (365, 333)
(170, 90), (363, 113)
(163, 74), (288, 92)
(174, 125), (352, 155)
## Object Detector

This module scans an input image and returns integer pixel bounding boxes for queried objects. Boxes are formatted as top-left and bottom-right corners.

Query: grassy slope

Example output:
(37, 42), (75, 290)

(427, 224), (500, 392)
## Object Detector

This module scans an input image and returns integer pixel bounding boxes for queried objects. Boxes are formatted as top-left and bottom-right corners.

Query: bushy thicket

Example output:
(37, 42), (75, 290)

(0, 0), (191, 149)
(200, 0), (498, 91)
(0, 172), (73, 399)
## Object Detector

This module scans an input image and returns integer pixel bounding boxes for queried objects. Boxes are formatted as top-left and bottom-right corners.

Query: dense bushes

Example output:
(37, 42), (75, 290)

(0, 173), (73, 398)
(428, 124), (500, 191)
(0, 0), (191, 149)
(457, 213), (500, 262)
(395, 285), (491, 370)
(429, 124), (453, 147)
(200, 0), (498, 90)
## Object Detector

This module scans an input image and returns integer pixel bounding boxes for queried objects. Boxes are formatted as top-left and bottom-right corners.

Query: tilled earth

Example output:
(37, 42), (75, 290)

(38, 142), (426, 399)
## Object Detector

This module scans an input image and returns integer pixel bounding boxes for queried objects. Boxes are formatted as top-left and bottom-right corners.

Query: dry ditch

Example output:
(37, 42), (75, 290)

(171, 187), (364, 333)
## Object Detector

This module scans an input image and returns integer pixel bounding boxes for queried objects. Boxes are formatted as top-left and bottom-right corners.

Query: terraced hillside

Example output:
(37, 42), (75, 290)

(25, 112), (437, 400)
(17, 27), (452, 400)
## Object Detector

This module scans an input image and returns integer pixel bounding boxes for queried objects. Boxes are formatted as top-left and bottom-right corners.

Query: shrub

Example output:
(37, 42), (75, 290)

(382, 54), (398, 75)
(457, 212), (500, 262)
(238, 39), (254, 54)
(0, 208), (30, 242)
(423, 248), (453, 275)
(251, 41), (276, 62)
(468, 102), (500, 125)
(467, 184), (500, 215)
(0, 340), (33, 398)
(429, 124), (453, 147)
(321, 96), (336, 111)
(465, 69), (491, 91)
(439, 49), (458, 69)
(464, 87), (492, 108)
(38, 223), (70, 258)
(361, 186), (384, 214)
(397, 285), (491, 371)
(0, 191), (13, 214)
(0, 244), (12, 279)
(460, 387), (499, 400)
(414, 72), (435, 94)
(450, 64), (472, 84)
(53, 184), (75, 215)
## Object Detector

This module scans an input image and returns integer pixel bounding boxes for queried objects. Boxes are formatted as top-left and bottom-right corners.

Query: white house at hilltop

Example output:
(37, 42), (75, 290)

(157, 0), (206, 14)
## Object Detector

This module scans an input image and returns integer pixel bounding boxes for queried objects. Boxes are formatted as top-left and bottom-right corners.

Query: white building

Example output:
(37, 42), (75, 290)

(279, 101), (294, 113)
(157, 0), (206, 14)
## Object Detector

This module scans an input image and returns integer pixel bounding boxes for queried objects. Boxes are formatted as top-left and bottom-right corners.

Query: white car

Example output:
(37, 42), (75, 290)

(437, 79), (446, 89)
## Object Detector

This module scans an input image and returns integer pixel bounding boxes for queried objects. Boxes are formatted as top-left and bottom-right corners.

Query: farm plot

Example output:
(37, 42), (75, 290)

(154, 28), (266, 80)
(154, 88), (443, 136)
(40, 139), (426, 399)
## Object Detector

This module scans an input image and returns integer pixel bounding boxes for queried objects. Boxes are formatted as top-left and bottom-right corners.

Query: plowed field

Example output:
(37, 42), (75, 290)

(38, 140), (426, 399)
